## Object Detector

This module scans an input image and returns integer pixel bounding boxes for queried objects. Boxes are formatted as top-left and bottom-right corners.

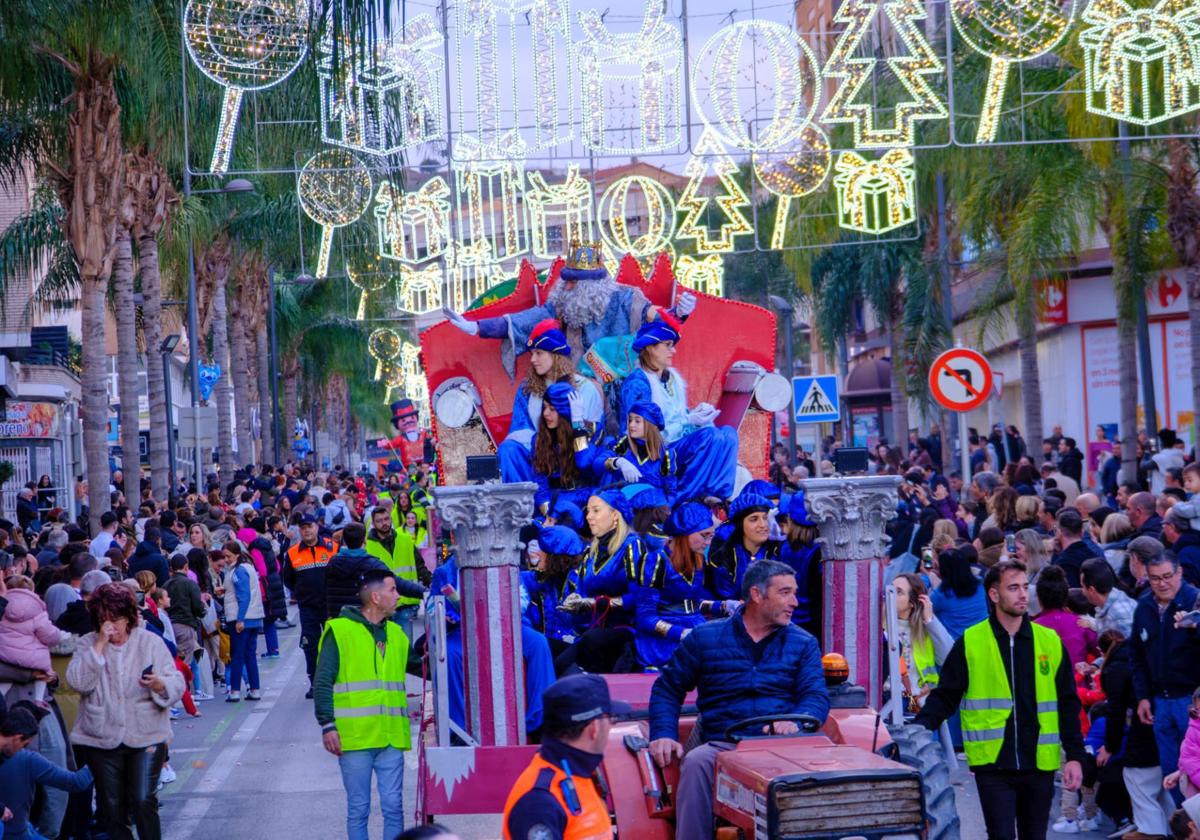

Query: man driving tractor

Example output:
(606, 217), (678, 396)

(647, 559), (831, 839)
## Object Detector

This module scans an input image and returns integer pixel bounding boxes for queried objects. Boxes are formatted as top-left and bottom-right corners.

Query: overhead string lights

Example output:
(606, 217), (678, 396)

(676, 254), (725, 297)
(184, 0), (308, 174)
(577, 0), (684, 154)
(951, 0), (1077, 142)
(676, 128), (754, 254)
(395, 263), (444, 315)
(597, 175), (677, 266)
(297, 149), (373, 279)
(345, 251), (394, 320)
(444, 240), (508, 312)
(753, 125), (832, 249)
(1080, 0), (1200, 126)
(316, 13), (445, 155)
(820, 0), (947, 148)
(374, 176), (452, 265)
(833, 149), (917, 234)
(455, 134), (528, 266)
(526, 166), (596, 260)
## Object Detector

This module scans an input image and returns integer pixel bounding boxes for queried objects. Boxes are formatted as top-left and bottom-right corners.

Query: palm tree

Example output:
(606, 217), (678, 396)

(196, 234), (236, 477)
(1166, 140), (1200, 438)
(226, 255), (255, 465)
(113, 192), (142, 504)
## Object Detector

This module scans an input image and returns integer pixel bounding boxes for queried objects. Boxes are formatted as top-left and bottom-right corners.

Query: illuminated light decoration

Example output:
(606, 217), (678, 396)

(576, 0), (684, 154)
(374, 177), (451, 265)
(950, 0), (1077, 143)
(455, 134), (528, 263)
(691, 20), (820, 152)
(676, 254), (725, 298)
(526, 167), (596, 260)
(444, 240), (508, 313)
(454, 0), (572, 155)
(297, 149), (373, 279)
(395, 263), (444, 314)
(597, 175), (677, 267)
(753, 125), (833, 250)
(676, 128), (754, 255)
(819, 0), (947, 148)
(833, 149), (917, 234)
(1079, 0), (1200, 126)
(184, 0), (308, 174)
(345, 251), (394, 320)
(368, 327), (402, 381)
(399, 342), (429, 422)
(316, 13), (444, 155)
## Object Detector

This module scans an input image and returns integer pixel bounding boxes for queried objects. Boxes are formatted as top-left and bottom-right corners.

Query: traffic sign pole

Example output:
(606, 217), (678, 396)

(960, 410), (970, 482)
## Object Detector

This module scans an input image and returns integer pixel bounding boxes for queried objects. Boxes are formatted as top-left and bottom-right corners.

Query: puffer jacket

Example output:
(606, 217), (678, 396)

(649, 614), (830, 743)
(0, 588), (63, 671)
(251, 535), (288, 621)
(127, 541), (169, 587)
(323, 548), (391, 620)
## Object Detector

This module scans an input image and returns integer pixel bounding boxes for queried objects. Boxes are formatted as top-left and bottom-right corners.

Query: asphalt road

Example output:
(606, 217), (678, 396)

(156, 620), (1111, 840)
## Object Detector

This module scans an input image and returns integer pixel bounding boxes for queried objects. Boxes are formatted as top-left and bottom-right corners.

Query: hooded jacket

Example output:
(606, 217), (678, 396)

(323, 547), (426, 620)
(127, 540), (169, 587)
(0, 588), (63, 671)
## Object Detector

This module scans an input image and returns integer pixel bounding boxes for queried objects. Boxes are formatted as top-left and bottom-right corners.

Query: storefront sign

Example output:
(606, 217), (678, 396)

(1, 402), (60, 438)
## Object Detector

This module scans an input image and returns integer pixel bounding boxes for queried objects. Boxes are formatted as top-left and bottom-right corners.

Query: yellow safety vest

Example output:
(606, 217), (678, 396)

(365, 532), (421, 607)
(912, 633), (939, 687)
(960, 619), (1062, 770)
(319, 617), (411, 752)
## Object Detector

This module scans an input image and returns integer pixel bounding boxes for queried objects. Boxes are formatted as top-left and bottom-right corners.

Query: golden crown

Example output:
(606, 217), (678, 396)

(565, 239), (604, 270)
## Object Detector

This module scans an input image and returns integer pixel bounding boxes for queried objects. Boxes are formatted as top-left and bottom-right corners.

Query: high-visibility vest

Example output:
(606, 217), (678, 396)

(960, 619), (1062, 770)
(365, 532), (421, 606)
(912, 633), (939, 687)
(286, 539), (335, 571)
(502, 753), (611, 840)
(319, 617), (411, 752)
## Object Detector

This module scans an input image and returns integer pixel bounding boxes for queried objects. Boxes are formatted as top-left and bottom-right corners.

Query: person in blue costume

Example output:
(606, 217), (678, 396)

(529, 382), (608, 514)
(706, 493), (782, 599)
(713, 480), (783, 547)
(497, 318), (605, 484)
(778, 491), (823, 641)
(633, 502), (737, 669)
(600, 400), (677, 531)
(429, 553), (556, 737)
(544, 498), (584, 533)
(521, 526), (587, 662)
(442, 240), (696, 377)
(555, 490), (648, 674)
(619, 310), (740, 502)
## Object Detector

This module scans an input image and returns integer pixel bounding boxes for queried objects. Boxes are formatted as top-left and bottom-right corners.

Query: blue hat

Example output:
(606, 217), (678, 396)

(527, 319), (570, 356)
(632, 312), (682, 352)
(298, 514), (318, 525)
(550, 499), (583, 530)
(559, 241), (608, 282)
(541, 674), (631, 729)
(544, 382), (574, 418)
(595, 489), (633, 526)
(787, 491), (816, 527)
(728, 493), (771, 523)
(538, 525), (586, 557)
(663, 502), (714, 537)
(627, 401), (665, 431)
(741, 479), (781, 502)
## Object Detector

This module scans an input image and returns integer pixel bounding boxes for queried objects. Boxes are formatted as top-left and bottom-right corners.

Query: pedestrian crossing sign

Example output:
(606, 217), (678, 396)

(792, 375), (841, 424)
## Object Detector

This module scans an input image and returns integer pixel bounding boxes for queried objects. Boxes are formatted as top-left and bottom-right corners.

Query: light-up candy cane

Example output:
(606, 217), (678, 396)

(184, 0), (308, 174)
(753, 125), (833, 250)
(951, 0), (1077, 143)
(297, 149), (373, 279)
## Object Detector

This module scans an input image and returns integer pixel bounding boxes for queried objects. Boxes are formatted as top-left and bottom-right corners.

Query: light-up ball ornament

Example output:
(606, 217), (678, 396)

(298, 149), (373, 280)
(597, 175), (677, 261)
(368, 327), (402, 380)
(951, 0), (1078, 142)
(753, 125), (832, 249)
(691, 20), (821, 152)
(344, 250), (394, 321)
(184, 0), (308, 173)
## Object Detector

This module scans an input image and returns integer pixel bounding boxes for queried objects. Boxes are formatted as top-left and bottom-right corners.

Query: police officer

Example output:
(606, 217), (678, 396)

(501, 674), (629, 840)
(282, 513), (336, 696)
(915, 559), (1086, 840)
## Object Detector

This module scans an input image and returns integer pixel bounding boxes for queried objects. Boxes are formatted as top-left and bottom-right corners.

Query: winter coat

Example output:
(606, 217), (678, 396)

(1130, 582), (1200, 701)
(1168, 530), (1200, 588)
(323, 547), (425, 620)
(1101, 641), (1158, 767)
(250, 535), (288, 621)
(649, 614), (831, 743)
(1059, 447), (1084, 486)
(1179, 714), (1200, 792)
(0, 588), (63, 671)
(223, 563), (265, 627)
(1033, 607), (1098, 667)
(127, 541), (169, 587)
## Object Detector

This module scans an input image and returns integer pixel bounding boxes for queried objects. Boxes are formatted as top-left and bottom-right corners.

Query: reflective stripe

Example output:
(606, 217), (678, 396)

(1036, 701), (1058, 714)
(963, 727), (1007, 742)
(1037, 733), (1060, 746)
(392, 565), (416, 573)
(335, 705), (409, 719)
(333, 680), (406, 694)
(962, 698), (1014, 711)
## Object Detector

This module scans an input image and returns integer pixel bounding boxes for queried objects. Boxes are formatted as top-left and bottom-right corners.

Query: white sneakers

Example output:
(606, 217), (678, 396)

(1053, 815), (1102, 834)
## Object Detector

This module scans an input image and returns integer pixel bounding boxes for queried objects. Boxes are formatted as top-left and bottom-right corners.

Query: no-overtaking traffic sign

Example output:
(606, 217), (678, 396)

(928, 348), (993, 412)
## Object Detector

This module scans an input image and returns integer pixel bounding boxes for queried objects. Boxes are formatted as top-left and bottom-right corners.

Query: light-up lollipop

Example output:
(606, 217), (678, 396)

(344, 250), (394, 321)
(297, 149), (373, 279)
(951, 0), (1078, 143)
(753, 125), (833, 250)
(368, 327), (402, 381)
(184, 0), (309, 173)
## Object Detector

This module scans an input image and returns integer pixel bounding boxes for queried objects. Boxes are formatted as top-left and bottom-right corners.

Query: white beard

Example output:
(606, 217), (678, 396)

(548, 274), (617, 328)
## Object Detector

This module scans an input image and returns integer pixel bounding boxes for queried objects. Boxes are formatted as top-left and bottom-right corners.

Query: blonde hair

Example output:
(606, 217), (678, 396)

(588, 496), (631, 557)
(1014, 528), (1050, 573)
(523, 354), (575, 398)
(1100, 513), (1134, 545)
(628, 412), (664, 462)
(134, 570), (157, 593)
(1014, 495), (1041, 523)
(932, 519), (958, 544)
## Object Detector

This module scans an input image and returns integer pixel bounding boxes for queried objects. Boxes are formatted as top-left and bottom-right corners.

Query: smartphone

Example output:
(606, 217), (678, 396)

(1005, 534), (1017, 555)
(142, 665), (153, 677)
(921, 547), (934, 570)
(1177, 610), (1200, 629)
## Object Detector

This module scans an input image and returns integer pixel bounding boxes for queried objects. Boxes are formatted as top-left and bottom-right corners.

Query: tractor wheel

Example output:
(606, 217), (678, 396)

(887, 723), (961, 840)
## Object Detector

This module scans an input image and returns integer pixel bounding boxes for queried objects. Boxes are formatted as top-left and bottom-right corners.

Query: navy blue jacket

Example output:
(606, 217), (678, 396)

(1130, 581), (1200, 701)
(1168, 530), (1200, 587)
(323, 547), (425, 620)
(649, 614), (830, 743)
(127, 541), (170, 587)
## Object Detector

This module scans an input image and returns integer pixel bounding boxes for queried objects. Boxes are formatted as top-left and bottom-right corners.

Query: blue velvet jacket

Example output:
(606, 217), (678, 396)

(530, 434), (608, 512)
(521, 569), (580, 643)
(648, 614), (830, 743)
(632, 546), (721, 667)
(608, 435), (677, 507)
(705, 538), (783, 600)
(568, 531), (647, 628)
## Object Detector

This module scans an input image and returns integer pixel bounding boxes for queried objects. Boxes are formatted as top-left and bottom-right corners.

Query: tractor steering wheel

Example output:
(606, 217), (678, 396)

(723, 713), (824, 743)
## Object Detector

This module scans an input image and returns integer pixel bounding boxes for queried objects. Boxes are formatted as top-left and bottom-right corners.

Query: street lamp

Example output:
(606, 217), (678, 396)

(159, 335), (181, 499)
(768, 294), (798, 470)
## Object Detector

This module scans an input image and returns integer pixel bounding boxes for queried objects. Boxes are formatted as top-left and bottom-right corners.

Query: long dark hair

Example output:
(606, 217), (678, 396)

(532, 412), (579, 488)
(187, 547), (212, 594)
(937, 548), (980, 599)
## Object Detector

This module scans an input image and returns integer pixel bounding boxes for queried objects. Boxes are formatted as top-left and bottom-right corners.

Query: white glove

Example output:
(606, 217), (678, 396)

(676, 291), (697, 318)
(567, 390), (585, 425)
(687, 402), (719, 427)
(442, 305), (479, 336)
(612, 457), (642, 483)
(722, 599), (741, 616)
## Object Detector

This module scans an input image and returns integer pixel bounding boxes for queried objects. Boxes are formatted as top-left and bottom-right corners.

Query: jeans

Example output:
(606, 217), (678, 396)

(299, 606), (325, 685)
(973, 769), (1055, 840)
(337, 747), (405, 840)
(392, 605), (418, 646)
(33, 709), (69, 839)
(85, 743), (166, 840)
(260, 618), (279, 655)
(227, 625), (260, 692)
(1153, 695), (1192, 803)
